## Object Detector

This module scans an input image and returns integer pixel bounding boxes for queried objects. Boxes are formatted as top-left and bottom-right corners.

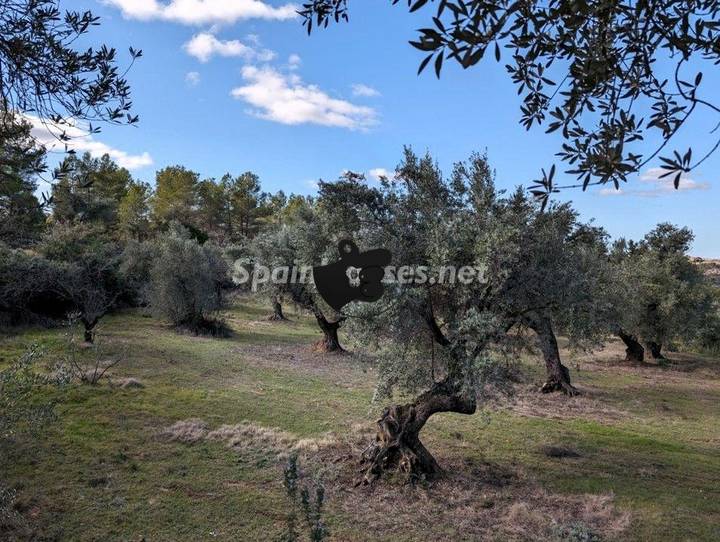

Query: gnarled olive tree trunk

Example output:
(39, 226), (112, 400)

(616, 328), (644, 362)
(644, 302), (665, 360)
(358, 306), (478, 484)
(524, 313), (578, 396)
(312, 307), (344, 352)
(287, 284), (344, 352)
(359, 377), (475, 485)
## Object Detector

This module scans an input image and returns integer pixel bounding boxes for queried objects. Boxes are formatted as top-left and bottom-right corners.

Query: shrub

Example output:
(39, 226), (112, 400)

(50, 320), (124, 385)
(0, 345), (64, 441)
(0, 243), (68, 326)
(279, 454), (329, 542)
(119, 239), (156, 306)
(149, 228), (229, 334)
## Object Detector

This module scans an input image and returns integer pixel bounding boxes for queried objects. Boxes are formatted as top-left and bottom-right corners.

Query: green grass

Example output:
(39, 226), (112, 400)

(2, 301), (720, 541)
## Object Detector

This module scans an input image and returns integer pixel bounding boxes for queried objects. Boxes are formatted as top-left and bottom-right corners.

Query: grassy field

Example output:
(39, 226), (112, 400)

(1, 299), (719, 541)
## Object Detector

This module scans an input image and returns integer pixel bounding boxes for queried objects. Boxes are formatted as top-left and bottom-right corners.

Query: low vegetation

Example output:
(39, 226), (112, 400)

(0, 303), (718, 540)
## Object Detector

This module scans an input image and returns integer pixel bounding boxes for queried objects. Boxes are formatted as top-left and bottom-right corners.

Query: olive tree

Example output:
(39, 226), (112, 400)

(611, 223), (715, 361)
(328, 149), (512, 482)
(250, 228), (293, 321)
(0, 242), (66, 325)
(39, 223), (122, 342)
(250, 200), (349, 352)
(495, 201), (614, 395)
(148, 225), (228, 334)
(318, 148), (618, 481)
(248, 194), (314, 322)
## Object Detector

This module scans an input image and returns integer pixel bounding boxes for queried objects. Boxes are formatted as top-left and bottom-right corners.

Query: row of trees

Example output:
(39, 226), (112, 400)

(49, 153), (289, 244)
(2, 143), (718, 482)
(246, 148), (719, 482)
(3, 143), (717, 362)
(1, 120), (295, 250)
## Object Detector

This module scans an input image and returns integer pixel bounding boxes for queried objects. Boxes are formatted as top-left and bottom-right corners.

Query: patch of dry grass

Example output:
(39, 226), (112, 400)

(160, 418), (210, 444)
(160, 418), (338, 461)
(304, 440), (630, 542)
(162, 415), (630, 541)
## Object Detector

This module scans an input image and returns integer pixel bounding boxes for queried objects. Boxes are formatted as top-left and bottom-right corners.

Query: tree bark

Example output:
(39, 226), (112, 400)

(358, 378), (476, 485)
(268, 297), (286, 321)
(81, 317), (98, 344)
(312, 307), (344, 352)
(524, 313), (578, 396)
(617, 328), (644, 362)
(644, 303), (665, 360)
(646, 341), (665, 360)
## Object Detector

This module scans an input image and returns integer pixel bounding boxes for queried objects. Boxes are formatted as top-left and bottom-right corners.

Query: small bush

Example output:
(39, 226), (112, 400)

(50, 320), (124, 385)
(0, 345), (64, 441)
(279, 454), (329, 542)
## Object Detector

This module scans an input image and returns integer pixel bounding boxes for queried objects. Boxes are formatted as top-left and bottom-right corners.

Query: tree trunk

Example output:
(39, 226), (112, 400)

(644, 303), (664, 360)
(617, 328), (644, 362)
(358, 378), (476, 485)
(646, 341), (665, 360)
(82, 317), (98, 344)
(524, 313), (578, 396)
(268, 297), (286, 321)
(312, 308), (344, 352)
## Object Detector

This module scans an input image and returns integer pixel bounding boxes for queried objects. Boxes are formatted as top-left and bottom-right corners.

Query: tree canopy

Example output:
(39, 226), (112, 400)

(0, 0), (140, 138)
(300, 0), (720, 205)
(0, 116), (45, 247)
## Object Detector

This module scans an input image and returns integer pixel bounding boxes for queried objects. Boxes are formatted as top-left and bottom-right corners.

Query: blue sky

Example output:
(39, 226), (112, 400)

(41, 0), (720, 256)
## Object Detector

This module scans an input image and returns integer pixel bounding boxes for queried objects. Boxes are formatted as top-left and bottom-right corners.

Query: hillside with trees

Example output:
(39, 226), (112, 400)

(2, 1), (720, 540)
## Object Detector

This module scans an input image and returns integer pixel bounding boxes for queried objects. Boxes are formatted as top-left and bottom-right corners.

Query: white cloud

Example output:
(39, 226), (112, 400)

(104, 0), (298, 24)
(183, 32), (275, 63)
(352, 84), (380, 98)
(639, 167), (710, 192)
(598, 187), (625, 197)
(288, 54), (302, 70)
(27, 115), (153, 170)
(596, 168), (710, 197)
(185, 71), (201, 85)
(368, 167), (394, 182)
(230, 66), (378, 130)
